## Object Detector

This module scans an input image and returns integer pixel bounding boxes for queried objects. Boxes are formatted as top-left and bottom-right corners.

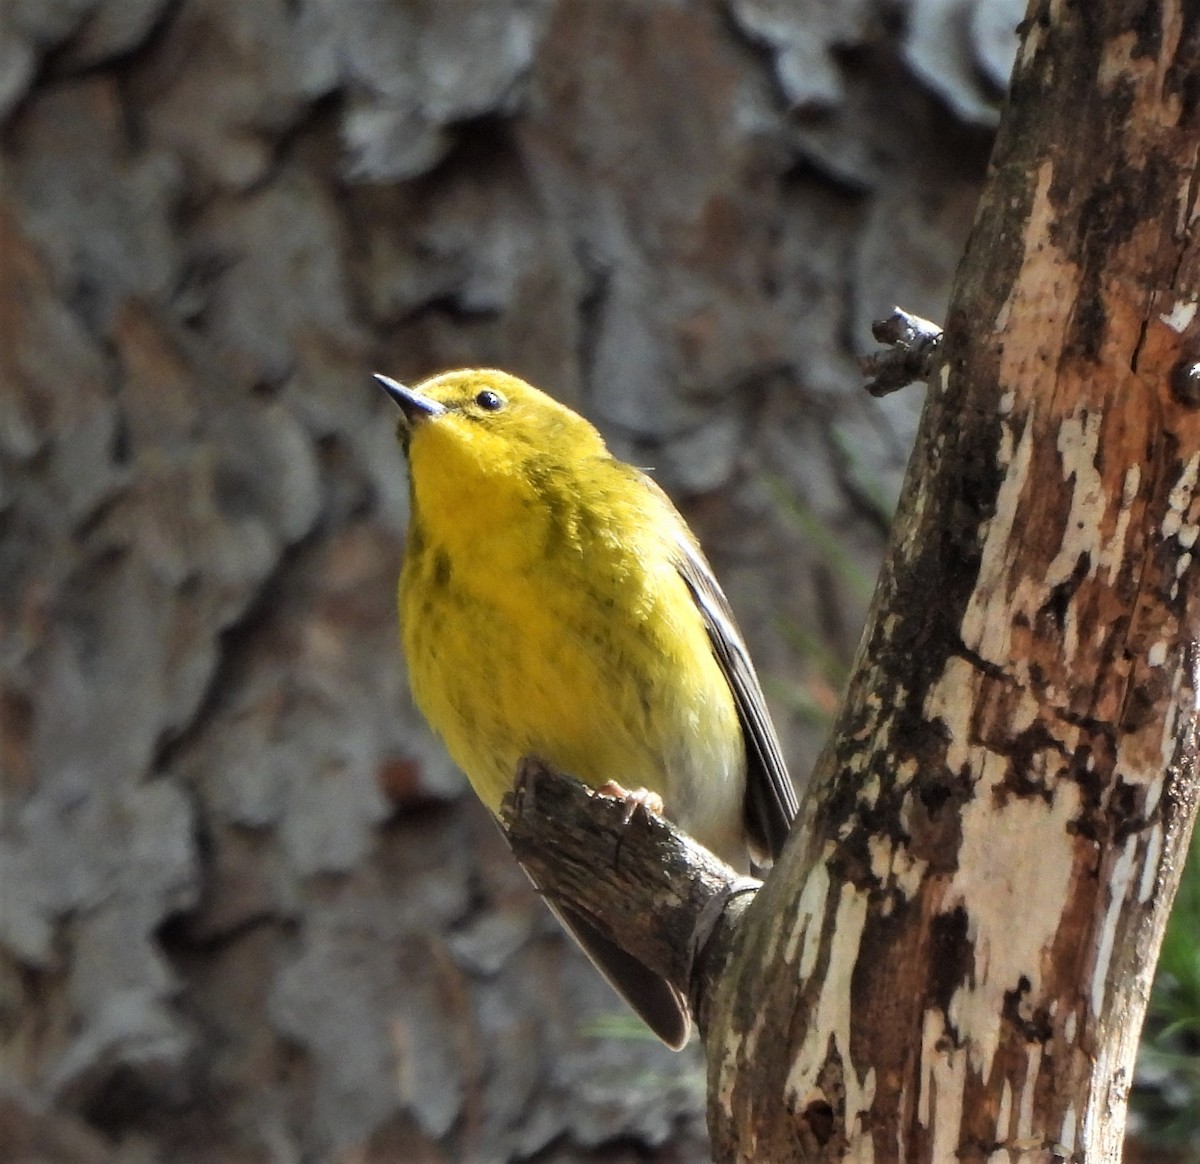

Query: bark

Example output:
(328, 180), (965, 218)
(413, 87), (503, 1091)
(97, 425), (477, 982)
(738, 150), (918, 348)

(502, 759), (756, 1029)
(859, 309), (944, 398)
(0, 1), (1052, 1161)
(710, 2), (1200, 1160)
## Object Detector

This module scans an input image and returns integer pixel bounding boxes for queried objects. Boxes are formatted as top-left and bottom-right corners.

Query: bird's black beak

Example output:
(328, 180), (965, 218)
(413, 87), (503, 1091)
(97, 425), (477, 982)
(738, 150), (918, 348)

(375, 373), (446, 426)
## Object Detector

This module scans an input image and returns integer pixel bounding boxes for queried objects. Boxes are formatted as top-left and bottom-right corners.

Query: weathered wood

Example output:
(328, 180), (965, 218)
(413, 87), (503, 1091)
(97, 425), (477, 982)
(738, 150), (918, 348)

(501, 758), (752, 1007)
(858, 308), (944, 397)
(708, 2), (1200, 1160)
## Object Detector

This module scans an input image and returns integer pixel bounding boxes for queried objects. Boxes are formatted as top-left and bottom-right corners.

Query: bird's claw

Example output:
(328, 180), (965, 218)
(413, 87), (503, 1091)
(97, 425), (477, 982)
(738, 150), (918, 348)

(596, 781), (665, 824)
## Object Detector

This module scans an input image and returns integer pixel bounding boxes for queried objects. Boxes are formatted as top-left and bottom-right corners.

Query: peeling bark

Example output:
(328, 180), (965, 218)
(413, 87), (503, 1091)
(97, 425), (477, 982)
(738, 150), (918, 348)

(703, 2), (1200, 1161)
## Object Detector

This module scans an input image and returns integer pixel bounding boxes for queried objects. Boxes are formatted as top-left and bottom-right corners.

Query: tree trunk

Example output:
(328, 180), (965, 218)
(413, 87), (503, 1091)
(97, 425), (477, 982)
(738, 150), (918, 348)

(709, 2), (1200, 1159)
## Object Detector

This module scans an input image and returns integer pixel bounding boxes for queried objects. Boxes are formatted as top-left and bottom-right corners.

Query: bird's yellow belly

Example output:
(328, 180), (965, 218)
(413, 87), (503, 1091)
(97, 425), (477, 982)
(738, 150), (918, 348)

(401, 549), (747, 862)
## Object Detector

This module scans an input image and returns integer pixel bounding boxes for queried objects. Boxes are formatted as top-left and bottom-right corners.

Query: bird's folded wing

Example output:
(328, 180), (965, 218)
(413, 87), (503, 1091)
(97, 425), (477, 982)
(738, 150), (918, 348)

(670, 529), (800, 862)
(547, 899), (691, 1049)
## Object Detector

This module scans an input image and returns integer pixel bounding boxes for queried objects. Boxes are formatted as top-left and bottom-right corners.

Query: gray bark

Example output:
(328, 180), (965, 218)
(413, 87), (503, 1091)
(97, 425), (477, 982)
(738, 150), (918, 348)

(0, 1), (1014, 1160)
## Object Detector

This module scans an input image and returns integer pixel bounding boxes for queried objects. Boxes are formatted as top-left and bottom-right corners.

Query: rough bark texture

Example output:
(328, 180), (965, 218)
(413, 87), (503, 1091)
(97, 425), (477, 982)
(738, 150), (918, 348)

(0, 1), (1015, 1161)
(501, 760), (754, 1019)
(707, 2), (1200, 1160)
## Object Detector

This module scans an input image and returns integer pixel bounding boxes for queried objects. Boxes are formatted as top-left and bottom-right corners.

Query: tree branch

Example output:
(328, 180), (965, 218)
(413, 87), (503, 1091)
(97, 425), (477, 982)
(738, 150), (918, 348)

(499, 759), (757, 1038)
(857, 307), (944, 396)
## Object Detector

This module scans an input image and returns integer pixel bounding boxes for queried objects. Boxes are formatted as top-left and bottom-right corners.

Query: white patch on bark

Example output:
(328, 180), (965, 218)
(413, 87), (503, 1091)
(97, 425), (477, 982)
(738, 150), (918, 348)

(715, 1004), (767, 1125)
(1090, 835), (1138, 1013)
(1097, 28), (1143, 91)
(1145, 768), (1164, 819)
(1016, 1041), (1042, 1140)
(991, 162), (1079, 393)
(996, 1077), (1013, 1136)
(868, 834), (928, 902)
(961, 417), (1035, 667)
(1060, 1102), (1079, 1152)
(1017, 12), (1047, 69)
(783, 881), (873, 1128)
(1047, 408), (1106, 587)
(1158, 671), (1189, 785)
(1162, 452), (1200, 540)
(924, 649), (1081, 1078)
(923, 655), (978, 775)
(1098, 465), (1140, 574)
(782, 848), (832, 975)
(918, 1008), (967, 1154)
(1138, 823), (1163, 902)
(974, 405), (1112, 668)
(944, 770), (1080, 1075)
(1159, 298), (1197, 332)
(1083, 1014), (1135, 1153)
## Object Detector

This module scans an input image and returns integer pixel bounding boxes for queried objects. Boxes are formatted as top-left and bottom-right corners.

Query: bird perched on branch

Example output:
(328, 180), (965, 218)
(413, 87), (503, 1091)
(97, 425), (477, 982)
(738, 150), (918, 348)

(378, 367), (798, 1048)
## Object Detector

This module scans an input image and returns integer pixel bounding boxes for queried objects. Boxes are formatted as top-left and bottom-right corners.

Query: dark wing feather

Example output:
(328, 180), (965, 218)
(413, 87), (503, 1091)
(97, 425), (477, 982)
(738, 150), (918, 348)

(670, 521), (800, 862)
(547, 901), (691, 1048)
(501, 816), (692, 1048)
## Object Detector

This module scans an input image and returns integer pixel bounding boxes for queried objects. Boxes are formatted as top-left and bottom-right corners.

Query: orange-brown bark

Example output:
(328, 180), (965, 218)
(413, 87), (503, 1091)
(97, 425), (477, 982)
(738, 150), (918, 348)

(708, 2), (1200, 1160)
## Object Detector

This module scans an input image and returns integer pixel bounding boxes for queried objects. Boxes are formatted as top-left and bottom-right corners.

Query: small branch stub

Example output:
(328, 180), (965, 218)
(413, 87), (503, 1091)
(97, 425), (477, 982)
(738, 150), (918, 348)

(499, 759), (757, 1038)
(858, 307), (944, 396)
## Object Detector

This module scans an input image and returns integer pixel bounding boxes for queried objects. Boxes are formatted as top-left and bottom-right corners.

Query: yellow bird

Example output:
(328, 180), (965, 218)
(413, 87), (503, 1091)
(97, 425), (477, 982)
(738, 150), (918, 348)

(379, 368), (798, 1047)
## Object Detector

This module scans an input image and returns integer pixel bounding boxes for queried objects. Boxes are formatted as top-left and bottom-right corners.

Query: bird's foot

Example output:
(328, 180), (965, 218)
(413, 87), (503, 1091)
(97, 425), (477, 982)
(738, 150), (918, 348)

(595, 781), (665, 824)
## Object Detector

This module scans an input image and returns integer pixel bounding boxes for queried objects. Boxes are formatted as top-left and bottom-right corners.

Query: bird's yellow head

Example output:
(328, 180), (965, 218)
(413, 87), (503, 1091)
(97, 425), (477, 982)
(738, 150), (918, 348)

(377, 369), (611, 534)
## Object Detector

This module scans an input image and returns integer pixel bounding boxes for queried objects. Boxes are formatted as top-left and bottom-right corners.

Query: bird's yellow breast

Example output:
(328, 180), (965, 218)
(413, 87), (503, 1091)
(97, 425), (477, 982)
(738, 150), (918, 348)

(399, 444), (747, 863)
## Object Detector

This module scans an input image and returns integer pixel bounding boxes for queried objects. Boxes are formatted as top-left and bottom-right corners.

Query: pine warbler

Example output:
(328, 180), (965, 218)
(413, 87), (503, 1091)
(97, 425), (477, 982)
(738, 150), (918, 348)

(378, 368), (798, 1047)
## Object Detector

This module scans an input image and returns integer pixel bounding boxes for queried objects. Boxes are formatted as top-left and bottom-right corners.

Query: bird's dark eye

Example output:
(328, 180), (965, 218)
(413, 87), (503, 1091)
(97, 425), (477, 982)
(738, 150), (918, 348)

(475, 389), (504, 411)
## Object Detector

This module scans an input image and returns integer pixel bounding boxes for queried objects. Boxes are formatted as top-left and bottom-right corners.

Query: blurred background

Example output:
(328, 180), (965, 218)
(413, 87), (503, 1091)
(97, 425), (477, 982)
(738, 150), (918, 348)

(1, 1), (1196, 1161)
